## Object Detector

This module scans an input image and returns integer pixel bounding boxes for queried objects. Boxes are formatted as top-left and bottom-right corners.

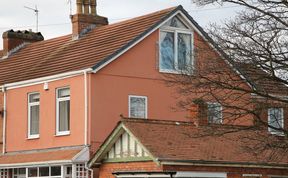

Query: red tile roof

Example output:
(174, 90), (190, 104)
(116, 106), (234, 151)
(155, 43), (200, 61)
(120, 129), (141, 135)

(121, 118), (288, 167)
(237, 63), (288, 96)
(0, 148), (81, 165)
(0, 6), (177, 85)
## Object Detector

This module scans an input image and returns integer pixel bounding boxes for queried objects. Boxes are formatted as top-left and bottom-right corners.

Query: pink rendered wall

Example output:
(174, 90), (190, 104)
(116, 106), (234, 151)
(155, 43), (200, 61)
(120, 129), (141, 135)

(89, 30), (190, 149)
(6, 75), (86, 152)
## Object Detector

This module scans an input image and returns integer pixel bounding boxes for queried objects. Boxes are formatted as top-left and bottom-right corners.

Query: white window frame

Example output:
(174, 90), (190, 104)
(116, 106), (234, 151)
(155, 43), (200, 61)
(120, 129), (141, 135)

(268, 108), (284, 135)
(159, 16), (194, 74)
(128, 95), (148, 119)
(207, 102), (223, 124)
(56, 87), (71, 136)
(28, 92), (40, 139)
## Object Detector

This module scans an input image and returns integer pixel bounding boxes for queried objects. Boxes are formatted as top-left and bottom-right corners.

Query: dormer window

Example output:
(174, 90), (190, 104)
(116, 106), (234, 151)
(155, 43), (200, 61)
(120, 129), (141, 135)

(159, 16), (193, 73)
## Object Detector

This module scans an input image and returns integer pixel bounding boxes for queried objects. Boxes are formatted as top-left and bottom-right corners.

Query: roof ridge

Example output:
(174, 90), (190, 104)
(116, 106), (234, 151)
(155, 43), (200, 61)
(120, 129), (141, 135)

(122, 118), (193, 126)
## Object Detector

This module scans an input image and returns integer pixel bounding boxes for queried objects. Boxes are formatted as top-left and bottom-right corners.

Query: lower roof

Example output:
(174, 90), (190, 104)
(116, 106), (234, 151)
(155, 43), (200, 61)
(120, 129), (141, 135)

(90, 118), (288, 169)
(0, 147), (84, 168)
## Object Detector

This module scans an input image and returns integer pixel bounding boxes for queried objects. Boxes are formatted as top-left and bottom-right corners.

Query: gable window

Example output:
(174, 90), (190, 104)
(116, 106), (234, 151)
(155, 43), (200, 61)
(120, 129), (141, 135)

(28, 93), (40, 139)
(129, 95), (147, 119)
(268, 108), (284, 135)
(208, 102), (222, 124)
(160, 16), (193, 73)
(56, 87), (70, 135)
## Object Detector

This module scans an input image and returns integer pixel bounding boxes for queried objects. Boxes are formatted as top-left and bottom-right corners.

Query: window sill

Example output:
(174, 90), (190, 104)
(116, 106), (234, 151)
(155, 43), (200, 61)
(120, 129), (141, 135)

(27, 135), (40, 140)
(55, 131), (70, 137)
(159, 69), (193, 75)
(269, 131), (285, 136)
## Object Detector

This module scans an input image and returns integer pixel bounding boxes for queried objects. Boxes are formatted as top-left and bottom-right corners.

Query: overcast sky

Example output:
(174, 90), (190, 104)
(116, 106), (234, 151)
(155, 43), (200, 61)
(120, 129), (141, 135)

(0, 0), (242, 50)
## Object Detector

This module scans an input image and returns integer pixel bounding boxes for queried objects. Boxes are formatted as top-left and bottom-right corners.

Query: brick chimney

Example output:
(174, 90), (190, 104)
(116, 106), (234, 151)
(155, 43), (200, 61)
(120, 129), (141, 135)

(189, 100), (208, 127)
(2, 30), (44, 57)
(71, 0), (108, 39)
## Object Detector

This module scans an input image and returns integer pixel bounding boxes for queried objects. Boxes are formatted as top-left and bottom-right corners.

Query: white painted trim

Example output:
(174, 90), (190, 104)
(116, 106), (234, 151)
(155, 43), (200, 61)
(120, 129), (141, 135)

(0, 160), (72, 169)
(128, 95), (148, 119)
(242, 174), (262, 177)
(175, 171), (227, 178)
(56, 87), (71, 136)
(27, 92), (40, 139)
(159, 15), (194, 74)
(1, 69), (92, 90)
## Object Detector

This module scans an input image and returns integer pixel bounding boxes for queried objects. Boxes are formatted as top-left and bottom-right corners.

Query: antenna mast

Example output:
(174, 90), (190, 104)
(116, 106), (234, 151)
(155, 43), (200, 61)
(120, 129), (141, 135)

(24, 5), (39, 32)
(67, 0), (72, 16)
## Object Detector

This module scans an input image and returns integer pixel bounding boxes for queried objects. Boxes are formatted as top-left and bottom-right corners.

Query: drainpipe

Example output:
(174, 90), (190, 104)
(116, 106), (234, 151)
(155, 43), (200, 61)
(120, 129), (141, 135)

(2, 86), (6, 154)
(84, 70), (88, 146)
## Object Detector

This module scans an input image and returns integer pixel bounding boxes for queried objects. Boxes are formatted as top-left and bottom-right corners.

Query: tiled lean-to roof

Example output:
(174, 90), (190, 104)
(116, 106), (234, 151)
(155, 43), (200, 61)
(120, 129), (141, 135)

(90, 118), (288, 168)
(0, 6), (178, 85)
(0, 148), (82, 167)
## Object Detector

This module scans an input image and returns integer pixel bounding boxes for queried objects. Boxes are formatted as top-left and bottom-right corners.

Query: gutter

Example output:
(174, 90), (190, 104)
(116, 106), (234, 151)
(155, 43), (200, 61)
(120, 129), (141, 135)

(158, 159), (288, 169)
(0, 69), (93, 90)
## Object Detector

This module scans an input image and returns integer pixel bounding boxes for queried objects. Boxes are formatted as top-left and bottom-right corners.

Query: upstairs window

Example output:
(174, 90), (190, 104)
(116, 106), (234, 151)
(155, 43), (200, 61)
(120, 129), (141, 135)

(268, 108), (284, 135)
(28, 93), (40, 139)
(129, 95), (147, 119)
(56, 87), (70, 135)
(208, 102), (222, 124)
(160, 16), (193, 73)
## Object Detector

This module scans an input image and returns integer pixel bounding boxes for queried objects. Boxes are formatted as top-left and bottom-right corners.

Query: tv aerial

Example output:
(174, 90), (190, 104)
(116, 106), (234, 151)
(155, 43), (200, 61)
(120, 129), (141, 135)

(24, 5), (39, 32)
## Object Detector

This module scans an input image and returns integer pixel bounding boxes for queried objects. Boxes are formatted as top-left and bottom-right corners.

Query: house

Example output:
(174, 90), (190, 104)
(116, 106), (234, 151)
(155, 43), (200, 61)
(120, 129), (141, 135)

(0, 0), (287, 178)
(88, 118), (288, 178)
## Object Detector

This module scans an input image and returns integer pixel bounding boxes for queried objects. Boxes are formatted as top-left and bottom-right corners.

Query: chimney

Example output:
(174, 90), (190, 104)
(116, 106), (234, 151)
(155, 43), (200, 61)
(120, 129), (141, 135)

(189, 100), (208, 127)
(71, 0), (108, 39)
(2, 30), (44, 57)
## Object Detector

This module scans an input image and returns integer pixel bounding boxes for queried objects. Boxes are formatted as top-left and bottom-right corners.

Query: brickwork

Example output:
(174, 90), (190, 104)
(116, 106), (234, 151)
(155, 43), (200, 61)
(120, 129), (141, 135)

(98, 161), (163, 178)
(163, 165), (288, 177)
(71, 14), (108, 37)
(98, 161), (288, 178)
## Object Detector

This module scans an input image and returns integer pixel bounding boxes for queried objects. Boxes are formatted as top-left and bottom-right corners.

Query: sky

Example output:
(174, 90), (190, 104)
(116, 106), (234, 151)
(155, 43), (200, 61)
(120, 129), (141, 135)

(0, 0), (242, 50)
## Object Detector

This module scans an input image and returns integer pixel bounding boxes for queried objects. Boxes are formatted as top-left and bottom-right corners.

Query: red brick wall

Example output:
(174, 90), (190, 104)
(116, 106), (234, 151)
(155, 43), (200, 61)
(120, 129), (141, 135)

(98, 162), (288, 178)
(98, 161), (163, 178)
(163, 165), (288, 177)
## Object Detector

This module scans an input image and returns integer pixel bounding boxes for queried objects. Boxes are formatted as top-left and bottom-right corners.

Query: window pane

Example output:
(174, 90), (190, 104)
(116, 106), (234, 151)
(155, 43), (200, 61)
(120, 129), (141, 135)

(59, 100), (70, 132)
(130, 97), (146, 118)
(58, 88), (70, 98)
(164, 16), (188, 29)
(178, 33), (192, 70)
(39, 167), (49, 177)
(28, 168), (37, 177)
(51, 166), (61, 176)
(160, 31), (175, 70)
(29, 93), (40, 103)
(268, 108), (284, 133)
(18, 168), (26, 175)
(30, 105), (39, 135)
(208, 103), (222, 124)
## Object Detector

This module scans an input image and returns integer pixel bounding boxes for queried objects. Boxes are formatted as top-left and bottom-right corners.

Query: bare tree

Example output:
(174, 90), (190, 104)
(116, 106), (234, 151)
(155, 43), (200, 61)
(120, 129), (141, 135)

(165, 0), (288, 152)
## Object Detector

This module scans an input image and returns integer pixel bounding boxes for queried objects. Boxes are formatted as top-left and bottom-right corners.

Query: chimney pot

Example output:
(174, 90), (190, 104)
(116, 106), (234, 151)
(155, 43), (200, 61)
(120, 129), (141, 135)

(71, 0), (108, 39)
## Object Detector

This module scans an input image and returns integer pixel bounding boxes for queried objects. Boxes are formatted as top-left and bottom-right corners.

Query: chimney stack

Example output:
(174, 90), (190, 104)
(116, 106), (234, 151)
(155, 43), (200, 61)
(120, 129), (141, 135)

(71, 0), (108, 39)
(189, 100), (208, 127)
(2, 30), (44, 57)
